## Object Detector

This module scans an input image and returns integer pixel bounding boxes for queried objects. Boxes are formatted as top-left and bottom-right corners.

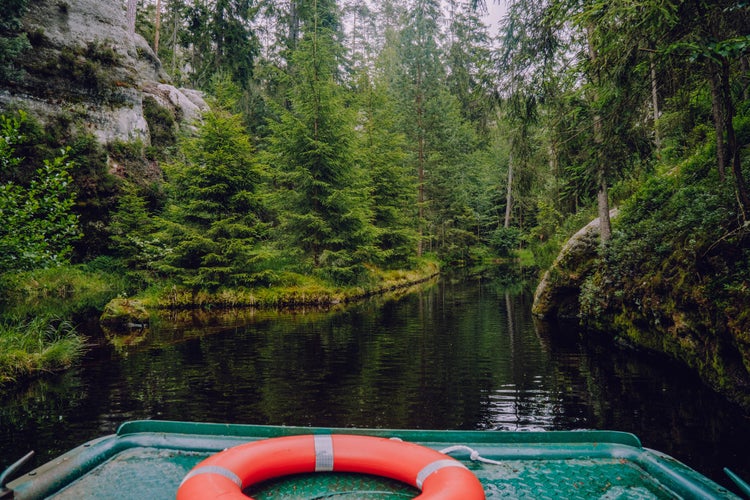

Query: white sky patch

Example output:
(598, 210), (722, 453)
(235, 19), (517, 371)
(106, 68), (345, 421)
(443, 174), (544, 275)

(482, 0), (508, 30)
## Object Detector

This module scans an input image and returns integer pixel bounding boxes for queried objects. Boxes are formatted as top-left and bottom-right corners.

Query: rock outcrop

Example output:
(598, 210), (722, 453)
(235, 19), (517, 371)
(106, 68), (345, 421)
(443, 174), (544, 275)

(532, 208), (618, 320)
(534, 208), (750, 411)
(0, 0), (207, 145)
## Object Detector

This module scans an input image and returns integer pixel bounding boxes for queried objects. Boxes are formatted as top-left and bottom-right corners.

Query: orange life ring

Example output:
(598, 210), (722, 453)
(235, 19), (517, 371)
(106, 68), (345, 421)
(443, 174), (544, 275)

(177, 434), (485, 499)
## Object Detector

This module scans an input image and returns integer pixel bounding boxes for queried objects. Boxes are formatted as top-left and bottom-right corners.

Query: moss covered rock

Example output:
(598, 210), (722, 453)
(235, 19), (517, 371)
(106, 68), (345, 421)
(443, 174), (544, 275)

(99, 297), (149, 328)
(532, 209), (617, 319)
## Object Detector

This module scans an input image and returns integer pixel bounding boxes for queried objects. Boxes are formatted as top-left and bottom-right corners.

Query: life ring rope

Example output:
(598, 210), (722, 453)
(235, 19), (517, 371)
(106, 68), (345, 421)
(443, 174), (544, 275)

(177, 434), (486, 500)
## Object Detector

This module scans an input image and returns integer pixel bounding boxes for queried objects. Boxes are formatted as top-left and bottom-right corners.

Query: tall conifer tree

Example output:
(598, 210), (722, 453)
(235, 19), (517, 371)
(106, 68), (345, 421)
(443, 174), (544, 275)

(355, 72), (418, 268)
(393, 0), (445, 256)
(267, 0), (374, 283)
(156, 107), (267, 289)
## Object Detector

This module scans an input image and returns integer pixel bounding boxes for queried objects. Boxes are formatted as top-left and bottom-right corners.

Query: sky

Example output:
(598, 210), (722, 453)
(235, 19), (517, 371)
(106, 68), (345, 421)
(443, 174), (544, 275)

(482, 0), (508, 30)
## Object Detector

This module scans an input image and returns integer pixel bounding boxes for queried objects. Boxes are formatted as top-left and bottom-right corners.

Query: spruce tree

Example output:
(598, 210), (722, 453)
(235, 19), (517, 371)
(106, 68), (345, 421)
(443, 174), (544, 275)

(157, 107), (267, 289)
(355, 72), (418, 268)
(392, 0), (446, 256)
(266, 2), (374, 284)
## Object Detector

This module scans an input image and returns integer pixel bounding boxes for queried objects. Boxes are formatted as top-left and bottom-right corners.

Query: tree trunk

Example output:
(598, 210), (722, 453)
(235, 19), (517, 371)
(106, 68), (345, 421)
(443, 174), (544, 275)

(126, 0), (136, 36)
(154, 0), (161, 53)
(289, 0), (300, 51)
(504, 152), (513, 228)
(587, 25), (611, 244)
(597, 167), (611, 242)
(549, 141), (562, 214)
(709, 66), (727, 182)
(171, 9), (178, 74)
(650, 52), (661, 156)
(416, 61), (425, 257)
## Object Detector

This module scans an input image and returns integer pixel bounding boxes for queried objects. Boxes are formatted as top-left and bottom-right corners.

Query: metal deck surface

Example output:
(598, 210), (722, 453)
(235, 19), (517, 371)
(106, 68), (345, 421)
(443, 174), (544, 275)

(7, 420), (740, 499)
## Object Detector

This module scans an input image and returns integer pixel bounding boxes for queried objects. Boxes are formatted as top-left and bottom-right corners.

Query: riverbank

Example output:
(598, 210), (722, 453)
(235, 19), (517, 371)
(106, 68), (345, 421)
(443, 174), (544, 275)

(532, 158), (750, 412)
(0, 316), (86, 384)
(0, 259), (440, 384)
(0, 265), (129, 385)
(100, 259), (440, 328)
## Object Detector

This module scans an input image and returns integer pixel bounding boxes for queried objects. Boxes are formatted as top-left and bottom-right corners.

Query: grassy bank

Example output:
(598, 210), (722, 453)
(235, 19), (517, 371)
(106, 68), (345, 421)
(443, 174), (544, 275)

(0, 262), (130, 318)
(1, 258), (439, 381)
(101, 258), (440, 325)
(0, 316), (86, 384)
(158, 260), (440, 309)
(0, 263), (128, 385)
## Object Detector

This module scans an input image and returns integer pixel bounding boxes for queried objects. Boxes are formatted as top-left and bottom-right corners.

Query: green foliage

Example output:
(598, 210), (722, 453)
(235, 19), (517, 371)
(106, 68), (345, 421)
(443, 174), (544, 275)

(152, 107), (269, 290)
(173, 0), (260, 90)
(57, 46), (103, 91)
(84, 40), (122, 67)
(142, 95), (177, 160)
(0, 315), (85, 384)
(581, 141), (744, 327)
(0, 112), (117, 262)
(109, 183), (170, 285)
(0, 112), (24, 172)
(489, 227), (521, 256)
(445, 2), (497, 138)
(267, 23), (375, 284)
(39, 134), (115, 261)
(0, 263), (127, 320)
(0, 0), (30, 82)
(0, 32), (30, 83)
(0, 113), (81, 273)
(355, 73), (418, 269)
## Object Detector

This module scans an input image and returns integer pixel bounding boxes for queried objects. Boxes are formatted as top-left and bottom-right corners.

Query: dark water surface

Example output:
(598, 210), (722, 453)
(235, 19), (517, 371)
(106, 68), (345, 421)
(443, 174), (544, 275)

(1, 278), (749, 495)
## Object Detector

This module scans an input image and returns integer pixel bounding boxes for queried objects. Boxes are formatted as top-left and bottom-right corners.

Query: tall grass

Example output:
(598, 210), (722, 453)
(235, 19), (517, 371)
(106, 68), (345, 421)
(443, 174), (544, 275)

(0, 262), (128, 319)
(0, 316), (86, 384)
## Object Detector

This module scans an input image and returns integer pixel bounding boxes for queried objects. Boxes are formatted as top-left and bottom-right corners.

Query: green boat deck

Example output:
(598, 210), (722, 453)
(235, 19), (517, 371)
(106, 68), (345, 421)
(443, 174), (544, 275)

(6, 420), (740, 499)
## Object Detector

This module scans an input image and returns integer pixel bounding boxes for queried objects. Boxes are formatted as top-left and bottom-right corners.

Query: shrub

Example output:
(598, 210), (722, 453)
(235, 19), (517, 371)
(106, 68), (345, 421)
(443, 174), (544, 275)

(1, 113), (81, 273)
(489, 226), (521, 256)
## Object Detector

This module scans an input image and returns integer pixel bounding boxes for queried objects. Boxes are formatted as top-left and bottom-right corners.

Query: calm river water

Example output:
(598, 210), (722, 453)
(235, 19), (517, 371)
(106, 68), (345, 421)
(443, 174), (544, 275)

(1, 277), (749, 495)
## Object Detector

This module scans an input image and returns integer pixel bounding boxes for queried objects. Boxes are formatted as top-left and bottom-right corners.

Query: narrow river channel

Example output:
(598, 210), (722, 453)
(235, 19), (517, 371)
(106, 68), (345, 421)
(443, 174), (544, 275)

(1, 276), (749, 495)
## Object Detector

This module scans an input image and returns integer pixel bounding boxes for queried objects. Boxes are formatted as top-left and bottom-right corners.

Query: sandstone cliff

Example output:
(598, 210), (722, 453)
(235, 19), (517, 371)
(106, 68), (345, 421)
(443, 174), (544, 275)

(0, 0), (206, 145)
(534, 208), (749, 411)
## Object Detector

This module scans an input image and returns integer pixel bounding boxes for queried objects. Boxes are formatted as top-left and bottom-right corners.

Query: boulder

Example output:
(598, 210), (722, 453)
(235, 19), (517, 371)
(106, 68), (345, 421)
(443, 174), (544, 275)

(532, 208), (618, 320)
(100, 298), (149, 329)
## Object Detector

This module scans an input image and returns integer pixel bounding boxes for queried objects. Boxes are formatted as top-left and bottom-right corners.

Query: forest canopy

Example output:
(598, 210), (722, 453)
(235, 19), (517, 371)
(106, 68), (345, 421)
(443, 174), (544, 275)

(0, 0), (748, 302)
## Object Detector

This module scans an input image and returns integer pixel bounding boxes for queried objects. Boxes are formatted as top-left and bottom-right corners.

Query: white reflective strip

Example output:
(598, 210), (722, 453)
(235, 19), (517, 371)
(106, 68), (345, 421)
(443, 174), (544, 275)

(314, 434), (335, 471)
(416, 459), (467, 489)
(180, 465), (243, 488)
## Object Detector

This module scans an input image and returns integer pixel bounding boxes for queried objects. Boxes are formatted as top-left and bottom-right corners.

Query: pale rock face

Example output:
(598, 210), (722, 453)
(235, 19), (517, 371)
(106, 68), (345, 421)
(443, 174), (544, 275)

(0, 0), (206, 145)
(142, 83), (209, 134)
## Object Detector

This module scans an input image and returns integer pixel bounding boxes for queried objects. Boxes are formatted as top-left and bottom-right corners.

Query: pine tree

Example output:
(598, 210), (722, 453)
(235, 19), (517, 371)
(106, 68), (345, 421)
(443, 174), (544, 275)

(355, 72), (418, 268)
(266, 1), (375, 284)
(156, 107), (268, 289)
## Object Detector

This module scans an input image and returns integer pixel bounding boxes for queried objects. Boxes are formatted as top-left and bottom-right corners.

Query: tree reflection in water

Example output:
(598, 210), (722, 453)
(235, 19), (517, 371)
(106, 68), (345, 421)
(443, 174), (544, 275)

(1, 277), (748, 493)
